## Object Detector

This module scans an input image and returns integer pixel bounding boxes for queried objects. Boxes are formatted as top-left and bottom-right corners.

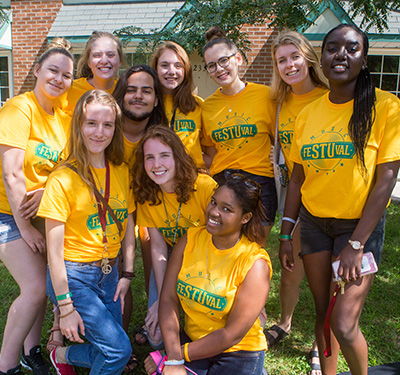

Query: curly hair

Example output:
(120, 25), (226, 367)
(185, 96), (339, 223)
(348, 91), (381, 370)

(202, 26), (238, 56)
(132, 126), (197, 205)
(150, 41), (198, 115)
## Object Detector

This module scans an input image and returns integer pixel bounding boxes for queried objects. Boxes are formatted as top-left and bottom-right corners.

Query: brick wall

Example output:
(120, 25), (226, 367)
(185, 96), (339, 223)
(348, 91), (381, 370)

(11, 0), (62, 95)
(239, 24), (278, 86)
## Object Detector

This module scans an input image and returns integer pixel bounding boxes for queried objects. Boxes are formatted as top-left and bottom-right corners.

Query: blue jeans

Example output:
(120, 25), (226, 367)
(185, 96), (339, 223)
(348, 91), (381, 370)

(180, 331), (266, 375)
(47, 261), (131, 375)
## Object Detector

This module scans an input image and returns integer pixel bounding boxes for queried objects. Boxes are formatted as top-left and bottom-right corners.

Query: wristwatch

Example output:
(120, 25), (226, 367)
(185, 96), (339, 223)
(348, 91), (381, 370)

(348, 239), (364, 251)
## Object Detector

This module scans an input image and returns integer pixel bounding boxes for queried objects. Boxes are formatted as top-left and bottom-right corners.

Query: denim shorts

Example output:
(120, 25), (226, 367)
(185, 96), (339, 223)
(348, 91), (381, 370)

(0, 213), (21, 244)
(180, 331), (266, 375)
(299, 205), (385, 266)
(213, 169), (277, 225)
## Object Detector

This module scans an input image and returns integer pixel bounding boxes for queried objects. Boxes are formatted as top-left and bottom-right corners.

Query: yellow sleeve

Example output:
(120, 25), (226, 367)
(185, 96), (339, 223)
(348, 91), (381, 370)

(136, 202), (157, 228)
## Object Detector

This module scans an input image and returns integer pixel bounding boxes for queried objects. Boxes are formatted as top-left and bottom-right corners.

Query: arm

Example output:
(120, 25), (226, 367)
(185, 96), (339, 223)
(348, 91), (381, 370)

(0, 146), (45, 253)
(279, 162), (304, 271)
(113, 212), (136, 311)
(159, 235), (187, 370)
(181, 258), (270, 361)
(201, 145), (217, 169)
(337, 160), (400, 280)
(46, 218), (85, 342)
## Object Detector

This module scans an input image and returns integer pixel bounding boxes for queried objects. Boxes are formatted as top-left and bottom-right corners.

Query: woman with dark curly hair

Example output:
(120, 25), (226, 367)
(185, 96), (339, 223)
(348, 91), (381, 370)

(132, 126), (217, 348)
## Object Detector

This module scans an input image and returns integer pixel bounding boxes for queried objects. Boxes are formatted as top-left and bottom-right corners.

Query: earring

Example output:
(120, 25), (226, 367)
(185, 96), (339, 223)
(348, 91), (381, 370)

(362, 66), (366, 70)
(320, 64), (322, 68)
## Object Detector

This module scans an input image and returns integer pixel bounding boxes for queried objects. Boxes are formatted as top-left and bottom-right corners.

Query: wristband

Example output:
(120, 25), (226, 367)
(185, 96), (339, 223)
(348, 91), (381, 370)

(184, 343), (191, 362)
(121, 271), (135, 280)
(279, 234), (292, 240)
(164, 359), (185, 366)
(56, 292), (72, 301)
(282, 216), (296, 225)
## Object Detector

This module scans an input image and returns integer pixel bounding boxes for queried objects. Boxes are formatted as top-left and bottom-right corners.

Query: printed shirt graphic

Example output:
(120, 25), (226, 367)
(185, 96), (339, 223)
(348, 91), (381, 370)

(164, 94), (205, 168)
(57, 77), (117, 116)
(136, 174), (217, 246)
(38, 163), (135, 262)
(201, 82), (276, 177)
(0, 91), (71, 215)
(178, 227), (272, 352)
(290, 89), (400, 219)
(279, 86), (328, 175)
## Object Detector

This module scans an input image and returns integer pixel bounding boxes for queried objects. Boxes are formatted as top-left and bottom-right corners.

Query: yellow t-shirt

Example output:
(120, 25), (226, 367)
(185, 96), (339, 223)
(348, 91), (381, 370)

(0, 91), (71, 215)
(37, 162), (135, 262)
(279, 86), (328, 175)
(178, 227), (272, 352)
(136, 174), (217, 246)
(123, 135), (140, 169)
(164, 94), (205, 168)
(57, 77), (117, 116)
(202, 82), (276, 177)
(290, 89), (400, 219)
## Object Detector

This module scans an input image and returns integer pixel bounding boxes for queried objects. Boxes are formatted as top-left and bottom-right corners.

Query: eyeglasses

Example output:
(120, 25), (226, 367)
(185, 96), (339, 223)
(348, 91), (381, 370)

(205, 54), (236, 73)
(229, 173), (261, 194)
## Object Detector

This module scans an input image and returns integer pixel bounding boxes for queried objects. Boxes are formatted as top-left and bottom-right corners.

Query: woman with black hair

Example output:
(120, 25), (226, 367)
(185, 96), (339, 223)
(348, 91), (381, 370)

(279, 24), (400, 375)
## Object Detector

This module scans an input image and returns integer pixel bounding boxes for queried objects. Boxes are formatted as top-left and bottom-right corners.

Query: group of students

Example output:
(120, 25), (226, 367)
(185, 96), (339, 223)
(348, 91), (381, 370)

(0, 22), (398, 375)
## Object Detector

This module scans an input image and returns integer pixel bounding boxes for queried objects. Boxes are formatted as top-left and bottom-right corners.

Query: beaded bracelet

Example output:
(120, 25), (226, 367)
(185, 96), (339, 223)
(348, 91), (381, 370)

(184, 343), (191, 362)
(164, 359), (185, 366)
(58, 300), (74, 308)
(121, 271), (135, 280)
(56, 292), (72, 301)
(59, 307), (76, 319)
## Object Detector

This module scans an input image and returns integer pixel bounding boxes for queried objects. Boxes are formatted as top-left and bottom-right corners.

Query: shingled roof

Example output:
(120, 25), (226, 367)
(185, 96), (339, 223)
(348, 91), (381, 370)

(48, 1), (184, 38)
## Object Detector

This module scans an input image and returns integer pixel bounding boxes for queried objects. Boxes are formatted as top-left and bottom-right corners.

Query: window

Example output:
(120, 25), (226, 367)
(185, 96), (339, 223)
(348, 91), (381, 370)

(0, 55), (10, 106)
(369, 55), (400, 97)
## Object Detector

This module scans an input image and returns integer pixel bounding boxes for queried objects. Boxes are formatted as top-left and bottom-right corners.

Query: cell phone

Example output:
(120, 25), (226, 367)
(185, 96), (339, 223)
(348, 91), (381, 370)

(332, 252), (378, 282)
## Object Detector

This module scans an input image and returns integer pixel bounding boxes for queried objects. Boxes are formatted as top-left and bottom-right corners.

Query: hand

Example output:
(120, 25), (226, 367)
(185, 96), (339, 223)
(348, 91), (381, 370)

(20, 225), (46, 254)
(145, 299), (162, 343)
(59, 308), (85, 343)
(162, 365), (187, 375)
(336, 244), (363, 282)
(279, 240), (295, 272)
(19, 188), (44, 219)
(113, 277), (132, 313)
(269, 145), (274, 164)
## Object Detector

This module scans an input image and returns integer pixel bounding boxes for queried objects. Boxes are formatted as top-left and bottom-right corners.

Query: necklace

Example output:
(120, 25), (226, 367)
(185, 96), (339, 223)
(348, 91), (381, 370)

(221, 82), (246, 113)
(205, 235), (241, 279)
(161, 191), (182, 246)
(91, 168), (105, 195)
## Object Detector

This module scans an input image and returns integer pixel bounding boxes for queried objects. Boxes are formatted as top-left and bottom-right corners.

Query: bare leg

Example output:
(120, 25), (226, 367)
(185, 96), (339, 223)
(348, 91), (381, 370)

(303, 250), (339, 375)
(0, 239), (47, 372)
(139, 227), (151, 296)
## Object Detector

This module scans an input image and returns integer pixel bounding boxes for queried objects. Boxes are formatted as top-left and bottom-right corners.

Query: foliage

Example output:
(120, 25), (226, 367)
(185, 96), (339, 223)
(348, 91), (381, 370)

(114, 0), (400, 61)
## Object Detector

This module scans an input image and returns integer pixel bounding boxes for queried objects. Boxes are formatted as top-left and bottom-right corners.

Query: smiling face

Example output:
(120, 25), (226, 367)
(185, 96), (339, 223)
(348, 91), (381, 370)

(275, 44), (313, 94)
(204, 43), (241, 88)
(321, 26), (366, 88)
(143, 137), (176, 193)
(123, 71), (158, 122)
(206, 185), (251, 238)
(156, 48), (185, 94)
(88, 37), (121, 84)
(34, 52), (73, 100)
(81, 102), (116, 161)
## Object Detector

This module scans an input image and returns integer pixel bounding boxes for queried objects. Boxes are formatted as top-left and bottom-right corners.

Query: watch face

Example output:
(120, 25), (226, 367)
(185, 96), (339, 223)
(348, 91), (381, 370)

(350, 240), (362, 250)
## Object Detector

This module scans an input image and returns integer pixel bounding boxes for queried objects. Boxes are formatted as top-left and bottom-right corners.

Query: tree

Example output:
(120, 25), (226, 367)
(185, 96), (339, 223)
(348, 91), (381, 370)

(114, 0), (400, 60)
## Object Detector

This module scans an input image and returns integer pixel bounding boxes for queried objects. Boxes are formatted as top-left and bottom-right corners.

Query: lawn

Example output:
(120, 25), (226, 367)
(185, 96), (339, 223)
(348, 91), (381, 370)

(1, 203), (399, 374)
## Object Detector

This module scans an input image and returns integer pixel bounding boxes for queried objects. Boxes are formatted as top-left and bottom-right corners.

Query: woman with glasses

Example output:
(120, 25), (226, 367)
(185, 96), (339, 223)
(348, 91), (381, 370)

(145, 174), (271, 375)
(151, 41), (205, 168)
(265, 31), (328, 374)
(201, 26), (276, 245)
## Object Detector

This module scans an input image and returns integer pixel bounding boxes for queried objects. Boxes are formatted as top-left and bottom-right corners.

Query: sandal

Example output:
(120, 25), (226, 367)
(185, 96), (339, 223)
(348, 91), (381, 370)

(308, 350), (321, 375)
(123, 353), (138, 374)
(264, 324), (288, 347)
(135, 325), (148, 345)
(46, 326), (64, 354)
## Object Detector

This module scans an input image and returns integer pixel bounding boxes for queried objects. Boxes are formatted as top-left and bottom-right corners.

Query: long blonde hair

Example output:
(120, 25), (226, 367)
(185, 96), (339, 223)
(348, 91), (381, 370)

(270, 31), (328, 103)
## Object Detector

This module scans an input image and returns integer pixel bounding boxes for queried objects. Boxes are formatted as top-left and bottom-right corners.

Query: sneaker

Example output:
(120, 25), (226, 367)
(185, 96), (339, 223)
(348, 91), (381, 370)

(50, 348), (77, 375)
(20, 346), (49, 375)
(0, 365), (22, 375)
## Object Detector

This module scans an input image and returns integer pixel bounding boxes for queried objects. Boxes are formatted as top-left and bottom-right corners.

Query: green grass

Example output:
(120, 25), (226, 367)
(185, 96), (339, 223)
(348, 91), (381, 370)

(1, 204), (400, 374)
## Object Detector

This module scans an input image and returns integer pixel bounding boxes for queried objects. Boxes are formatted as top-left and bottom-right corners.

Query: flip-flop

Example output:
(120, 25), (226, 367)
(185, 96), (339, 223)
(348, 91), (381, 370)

(135, 325), (148, 345)
(123, 353), (139, 374)
(264, 324), (289, 347)
(308, 350), (321, 375)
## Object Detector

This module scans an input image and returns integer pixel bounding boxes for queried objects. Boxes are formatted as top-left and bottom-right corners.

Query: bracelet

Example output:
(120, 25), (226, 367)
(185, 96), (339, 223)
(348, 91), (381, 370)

(58, 300), (74, 308)
(59, 307), (76, 319)
(184, 343), (191, 362)
(56, 292), (72, 301)
(278, 238), (293, 242)
(121, 271), (135, 280)
(282, 216), (296, 225)
(164, 359), (185, 366)
(279, 234), (292, 240)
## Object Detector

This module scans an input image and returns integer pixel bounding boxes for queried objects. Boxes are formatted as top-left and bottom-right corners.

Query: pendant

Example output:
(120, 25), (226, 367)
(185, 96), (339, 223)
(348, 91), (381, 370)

(100, 187), (104, 195)
(101, 257), (112, 274)
(228, 109), (232, 113)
